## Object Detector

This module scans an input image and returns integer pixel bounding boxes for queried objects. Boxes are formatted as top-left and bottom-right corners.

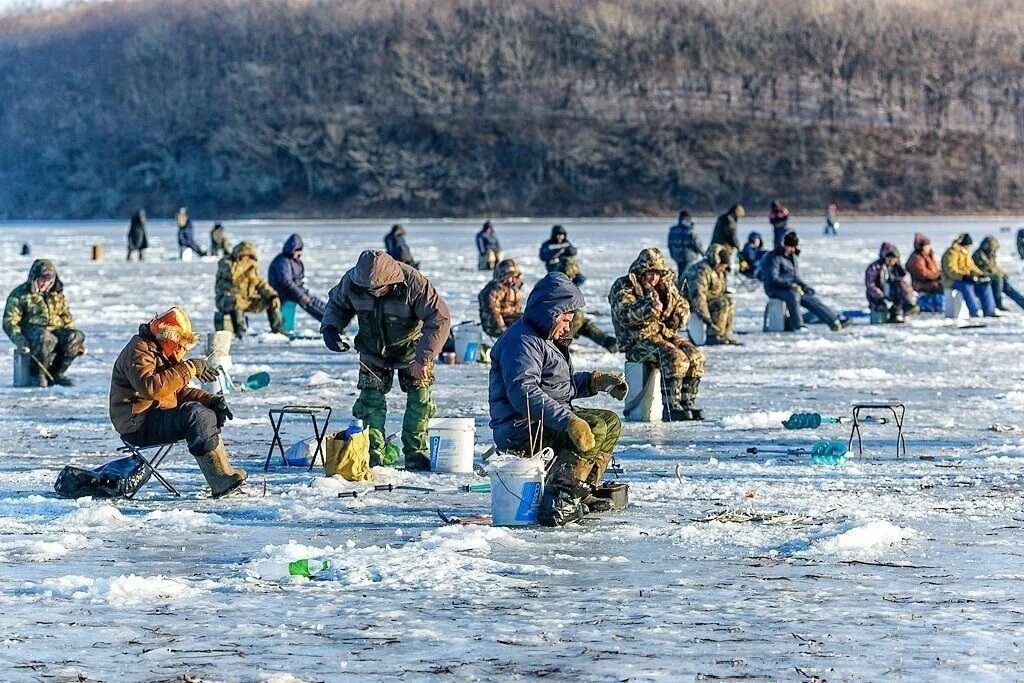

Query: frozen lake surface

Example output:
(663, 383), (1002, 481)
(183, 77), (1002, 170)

(1, 216), (1024, 681)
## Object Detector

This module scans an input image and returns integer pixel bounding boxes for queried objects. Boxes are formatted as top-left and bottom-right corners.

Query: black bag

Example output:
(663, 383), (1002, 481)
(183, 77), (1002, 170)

(54, 455), (148, 499)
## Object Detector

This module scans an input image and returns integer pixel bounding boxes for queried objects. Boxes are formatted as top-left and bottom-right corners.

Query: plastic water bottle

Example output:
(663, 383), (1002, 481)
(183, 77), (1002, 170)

(288, 558), (330, 578)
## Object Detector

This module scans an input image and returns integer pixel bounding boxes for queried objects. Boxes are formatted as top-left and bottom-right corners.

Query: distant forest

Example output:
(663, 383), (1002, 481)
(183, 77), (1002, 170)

(2, 0), (1024, 219)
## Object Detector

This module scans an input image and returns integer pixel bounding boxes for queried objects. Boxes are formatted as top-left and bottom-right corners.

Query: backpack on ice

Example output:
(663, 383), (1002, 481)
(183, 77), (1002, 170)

(54, 455), (148, 499)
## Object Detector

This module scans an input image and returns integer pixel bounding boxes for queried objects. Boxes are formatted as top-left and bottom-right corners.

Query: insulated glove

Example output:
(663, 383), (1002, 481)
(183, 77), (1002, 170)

(209, 395), (234, 429)
(590, 371), (628, 401)
(190, 358), (220, 383)
(321, 325), (349, 353)
(566, 416), (596, 453)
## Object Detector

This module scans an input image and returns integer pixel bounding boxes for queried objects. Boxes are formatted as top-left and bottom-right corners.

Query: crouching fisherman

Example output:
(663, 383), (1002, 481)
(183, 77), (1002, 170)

(489, 272), (627, 527)
(109, 307), (247, 498)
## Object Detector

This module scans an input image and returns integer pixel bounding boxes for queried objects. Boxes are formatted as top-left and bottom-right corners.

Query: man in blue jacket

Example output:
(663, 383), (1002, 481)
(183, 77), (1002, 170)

(268, 234), (326, 322)
(476, 220), (501, 271)
(760, 231), (849, 332)
(489, 272), (628, 526)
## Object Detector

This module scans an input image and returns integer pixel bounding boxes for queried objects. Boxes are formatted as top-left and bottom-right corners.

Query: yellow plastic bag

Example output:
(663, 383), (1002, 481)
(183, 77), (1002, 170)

(324, 431), (373, 481)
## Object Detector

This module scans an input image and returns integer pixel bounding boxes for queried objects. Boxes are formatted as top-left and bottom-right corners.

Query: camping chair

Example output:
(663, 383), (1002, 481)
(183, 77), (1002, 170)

(118, 440), (181, 499)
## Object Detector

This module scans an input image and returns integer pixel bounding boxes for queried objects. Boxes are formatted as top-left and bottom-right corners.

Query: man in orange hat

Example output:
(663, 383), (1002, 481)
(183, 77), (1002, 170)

(109, 307), (247, 498)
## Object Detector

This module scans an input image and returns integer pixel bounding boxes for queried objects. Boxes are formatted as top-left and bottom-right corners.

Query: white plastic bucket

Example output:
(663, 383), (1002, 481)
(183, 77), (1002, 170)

(428, 417), (475, 473)
(488, 452), (548, 526)
(453, 323), (483, 364)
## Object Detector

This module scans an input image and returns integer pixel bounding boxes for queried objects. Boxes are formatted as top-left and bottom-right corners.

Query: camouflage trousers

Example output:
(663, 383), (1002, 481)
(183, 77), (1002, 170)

(625, 335), (705, 382)
(23, 326), (85, 383)
(707, 296), (736, 339)
(523, 408), (621, 486)
(352, 358), (437, 469)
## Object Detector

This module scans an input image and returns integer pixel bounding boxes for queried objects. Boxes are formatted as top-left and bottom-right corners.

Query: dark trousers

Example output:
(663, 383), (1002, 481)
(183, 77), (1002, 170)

(767, 288), (839, 328)
(298, 295), (326, 322)
(991, 275), (1024, 310)
(122, 402), (219, 457)
(23, 326), (85, 379)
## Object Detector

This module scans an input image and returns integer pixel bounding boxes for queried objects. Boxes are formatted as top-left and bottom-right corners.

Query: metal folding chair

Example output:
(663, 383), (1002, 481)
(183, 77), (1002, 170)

(264, 405), (333, 472)
(118, 440), (181, 498)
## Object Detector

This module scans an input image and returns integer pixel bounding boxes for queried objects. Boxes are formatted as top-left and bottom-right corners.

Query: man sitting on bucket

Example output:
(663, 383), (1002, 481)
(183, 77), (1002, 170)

(108, 307), (247, 498)
(489, 272), (628, 527)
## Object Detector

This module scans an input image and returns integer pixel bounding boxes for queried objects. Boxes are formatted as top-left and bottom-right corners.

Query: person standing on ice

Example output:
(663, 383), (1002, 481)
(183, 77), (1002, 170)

(3, 259), (85, 387)
(268, 233), (327, 322)
(175, 207), (207, 258)
(209, 222), (231, 258)
(865, 243), (919, 323)
(682, 245), (738, 344)
(905, 233), (944, 312)
(768, 200), (790, 249)
(109, 307), (246, 498)
(479, 258), (524, 338)
(610, 247), (706, 420)
(489, 272), (627, 526)
(321, 249), (450, 470)
(215, 242), (287, 338)
(824, 203), (839, 235)
(384, 224), (419, 269)
(476, 220), (501, 271)
(539, 225), (585, 285)
(667, 210), (704, 273)
(941, 233), (997, 318)
(126, 209), (148, 261)
(710, 204), (744, 257)
(972, 236), (1024, 312)
(760, 231), (850, 332)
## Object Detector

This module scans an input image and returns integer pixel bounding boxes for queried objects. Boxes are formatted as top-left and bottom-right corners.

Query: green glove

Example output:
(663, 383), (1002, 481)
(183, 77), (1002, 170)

(590, 371), (628, 401)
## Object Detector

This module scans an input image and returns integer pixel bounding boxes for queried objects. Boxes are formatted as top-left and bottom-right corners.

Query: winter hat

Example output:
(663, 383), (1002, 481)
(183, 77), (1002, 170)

(960, 233), (973, 246)
(678, 210), (692, 223)
(551, 224), (567, 237)
(783, 231), (800, 248)
(483, 219), (493, 230)
(149, 307), (199, 360)
(913, 232), (930, 250)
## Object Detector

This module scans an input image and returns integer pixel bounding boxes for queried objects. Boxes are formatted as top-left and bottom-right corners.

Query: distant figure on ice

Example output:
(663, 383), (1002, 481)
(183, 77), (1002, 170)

(126, 209), (148, 261)
(667, 210), (705, 273)
(321, 250), (450, 470)
(683, 245), (738, 344)
(905, 233), (944, 312)
(109, 307), (247, 498)
(215, 242), (286, 338)
(479, 259), (523, 339)
(824, 203), (839, 235)
(175, 207), (206, 259)
(865, 243), (919, 323)
(1016, 228), (1024, 260)
(489, 272), (626, 526)
(3, 259), (85, 387)
(941, 233), (997, 318)
(209, 222), (231, 258)
(610, 248), (705, 420)
(384, 224), (419, 269)
(476, 220), (501, 272)
(973, 236), (1024, 311)
(769, 201), (790, 248)
(739, 231), (767, 279)
(711, 204), (744, 257)
(540, 225), (585, 286)
(268, 234), (326, 322)
(761, 232), (850, 332)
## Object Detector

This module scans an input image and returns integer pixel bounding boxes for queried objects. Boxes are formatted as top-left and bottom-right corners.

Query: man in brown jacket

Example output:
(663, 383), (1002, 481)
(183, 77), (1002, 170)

(478, 259), (524, 338)
(321, 250), (451, 470)
(109, 307), (247, 498)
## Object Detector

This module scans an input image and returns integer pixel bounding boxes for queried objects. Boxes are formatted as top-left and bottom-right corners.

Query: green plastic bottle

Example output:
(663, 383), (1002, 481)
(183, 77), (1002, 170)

(288, 558), (330, 577)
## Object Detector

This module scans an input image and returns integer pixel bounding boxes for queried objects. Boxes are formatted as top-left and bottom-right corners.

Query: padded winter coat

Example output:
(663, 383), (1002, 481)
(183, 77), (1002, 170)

(760, 247), (808, 295)
(710, 209), (741, 252)
(215, 242), (279, 313)
(865, 243), (914, 307)
(667, 219), (705, 268)
(384, 227), (417, 266)
(973, 237), (1006, 277)
(609, 248), (689, 351)
(478, 261), (523, 338)
(322, 250), (450, 369)
(3, 259), (75, 349)
(268, 234), (311, 304)
(941, 237), (984, 288)
(739, 232), (768, 278)
(127, 211), (148, 251)
(684, 245), (730, 324)
(906, 233), (943, 294)
(108, 324), (212, 435)
(488, 272), (596, 450)
(476, 229), (500, 256)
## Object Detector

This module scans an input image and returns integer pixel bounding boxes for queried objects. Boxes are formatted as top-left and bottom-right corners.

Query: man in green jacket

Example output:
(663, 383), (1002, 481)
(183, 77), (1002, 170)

(3, 259), (85, 387)
(321, 250), (451, 470)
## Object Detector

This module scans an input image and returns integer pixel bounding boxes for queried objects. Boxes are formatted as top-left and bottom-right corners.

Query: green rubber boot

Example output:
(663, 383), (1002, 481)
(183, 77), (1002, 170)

(402, 387), (436, 471)
(353, 388), (387, 466)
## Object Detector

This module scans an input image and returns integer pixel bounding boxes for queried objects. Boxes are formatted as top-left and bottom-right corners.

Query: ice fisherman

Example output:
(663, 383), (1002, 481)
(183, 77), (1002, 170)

(176, 207), (207, 258)
(209, 222), (231, 258)
(973, 236), (1024, 312)
(865, 243), (919, 323)
(126, 209), (148, 261)
(479, 258), (523, 338)
(768, 200), (790, 249)
(667, 210), (705, 273)
(488, 271), (627, 526)
(824, 203), (839, 235)
(109, 307), (247, 498)
(739, 231), (767, 279)
(760, 231), (850, 332)
(268, 233), (327, 322)
(905, 232), (944, 312)
(539, 225), (585, 286)
(3, 259), (85, 387)
(476, 220), (502, 272)
(682, 245), (738, 344)
(215, 242), (287, 338)
(710, 204), (744, 257)
(384, 224), (419, 269)
(610, 248), (706, 420)
(321, 249), (450, 470)
(941, 233), (997, 318)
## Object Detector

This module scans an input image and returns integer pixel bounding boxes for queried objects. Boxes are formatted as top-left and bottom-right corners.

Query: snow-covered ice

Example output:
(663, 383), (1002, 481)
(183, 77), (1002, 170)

(1, 216), (1024, 680)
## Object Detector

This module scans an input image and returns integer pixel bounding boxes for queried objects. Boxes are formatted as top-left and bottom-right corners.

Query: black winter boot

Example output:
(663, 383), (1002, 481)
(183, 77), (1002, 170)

(537, 451), (592, 527)
(660, 378), (690, 422)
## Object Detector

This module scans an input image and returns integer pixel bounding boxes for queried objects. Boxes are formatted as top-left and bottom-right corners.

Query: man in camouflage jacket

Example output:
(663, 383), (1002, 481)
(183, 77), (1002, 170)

(682, 245), (738, 345)
(214, 242), (285, 338)
(478, 259), (524, 338)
